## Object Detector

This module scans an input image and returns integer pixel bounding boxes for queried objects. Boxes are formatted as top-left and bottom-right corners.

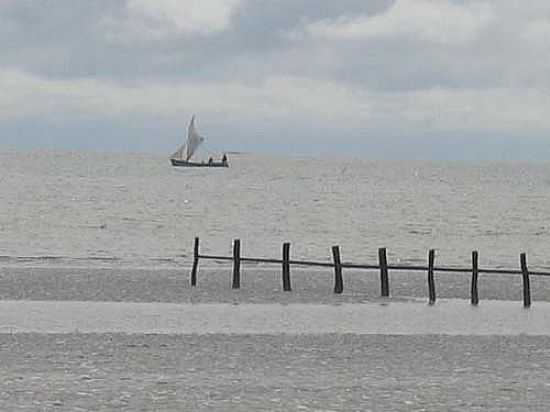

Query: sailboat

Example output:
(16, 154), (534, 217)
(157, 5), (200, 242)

(170, 115), (229, 167)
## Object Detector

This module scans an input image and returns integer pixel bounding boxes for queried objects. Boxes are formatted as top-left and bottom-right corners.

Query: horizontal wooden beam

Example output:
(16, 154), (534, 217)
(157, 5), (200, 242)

(197, 254), (550, 276)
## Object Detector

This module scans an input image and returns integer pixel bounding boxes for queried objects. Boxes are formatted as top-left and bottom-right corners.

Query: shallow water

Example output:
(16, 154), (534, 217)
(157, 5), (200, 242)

(2, 150), (550, 270)
(3, 333), (550, 411)
(1, 300), (548, 335)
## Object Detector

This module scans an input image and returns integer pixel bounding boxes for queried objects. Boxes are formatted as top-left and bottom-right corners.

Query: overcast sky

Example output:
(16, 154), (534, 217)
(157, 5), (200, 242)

(2, 0), (550, 159)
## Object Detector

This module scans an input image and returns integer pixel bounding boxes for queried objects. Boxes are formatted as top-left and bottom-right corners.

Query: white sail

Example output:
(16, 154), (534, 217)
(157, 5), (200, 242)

(170, 144), (185, 159)
(185, 115), (204, 161)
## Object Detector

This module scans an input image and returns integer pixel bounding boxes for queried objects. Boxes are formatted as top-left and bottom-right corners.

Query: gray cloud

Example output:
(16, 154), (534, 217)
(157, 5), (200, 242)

(2, 0), (543, 90)
(1, 0), (550, 159)
(0, 0), (392, 80)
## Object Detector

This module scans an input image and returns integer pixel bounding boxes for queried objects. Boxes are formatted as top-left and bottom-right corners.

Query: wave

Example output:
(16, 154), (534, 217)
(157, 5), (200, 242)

(0, 255), (182, 268)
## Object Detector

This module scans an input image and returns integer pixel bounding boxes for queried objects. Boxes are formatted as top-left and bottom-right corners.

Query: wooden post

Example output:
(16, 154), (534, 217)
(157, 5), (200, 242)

(427, 249), (436, 305)
(471, 250), (479, 305)
(378, 247), (389, 297)
(282, 242), (291, 291)
(520, 253), (531, 308)
(332, 245), (343, 294)
(190, 237), (199, 287)
(232, 239), (241, 289)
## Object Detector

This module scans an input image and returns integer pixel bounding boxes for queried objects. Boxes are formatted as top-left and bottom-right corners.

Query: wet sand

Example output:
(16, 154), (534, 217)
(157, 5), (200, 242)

(2, 334), (550, 411)
(1, 267), (550, 411)
(2, 266), (549, 303)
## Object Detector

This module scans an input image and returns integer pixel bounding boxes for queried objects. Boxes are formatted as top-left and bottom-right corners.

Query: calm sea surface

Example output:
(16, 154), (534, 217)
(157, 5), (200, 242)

(1, 150), (550, 270)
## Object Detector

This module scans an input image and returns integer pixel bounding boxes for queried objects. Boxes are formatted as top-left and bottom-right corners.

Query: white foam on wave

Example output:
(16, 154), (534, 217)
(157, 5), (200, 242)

(0, 299), (547, 335)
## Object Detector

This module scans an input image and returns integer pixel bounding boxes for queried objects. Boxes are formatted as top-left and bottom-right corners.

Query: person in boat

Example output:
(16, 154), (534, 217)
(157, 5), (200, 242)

(221, 153), (228, 165)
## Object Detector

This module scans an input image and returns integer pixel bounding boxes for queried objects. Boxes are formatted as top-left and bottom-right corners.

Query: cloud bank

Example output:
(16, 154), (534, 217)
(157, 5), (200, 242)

(1, 0), (550, 158)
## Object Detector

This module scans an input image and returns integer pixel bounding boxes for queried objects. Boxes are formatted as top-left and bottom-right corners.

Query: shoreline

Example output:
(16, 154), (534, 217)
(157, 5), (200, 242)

(2, 267), (549, 410)
(1, 266), (549, 304)
(1, 299), (550, 335)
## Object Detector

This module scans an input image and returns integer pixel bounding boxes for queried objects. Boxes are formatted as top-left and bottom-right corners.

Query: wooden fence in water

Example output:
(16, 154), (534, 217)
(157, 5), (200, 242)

(189, 237), (550, 308)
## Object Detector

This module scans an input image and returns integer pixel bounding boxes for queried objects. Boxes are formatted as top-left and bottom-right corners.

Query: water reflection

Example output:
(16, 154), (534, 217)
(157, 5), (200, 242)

(0, 299), (549, 335)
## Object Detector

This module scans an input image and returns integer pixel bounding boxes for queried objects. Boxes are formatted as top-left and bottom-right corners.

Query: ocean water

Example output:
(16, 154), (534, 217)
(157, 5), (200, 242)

(1, 150), (550, 270)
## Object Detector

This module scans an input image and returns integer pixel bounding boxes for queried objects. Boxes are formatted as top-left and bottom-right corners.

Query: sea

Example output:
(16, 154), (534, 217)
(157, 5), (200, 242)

(3, 149), (550, 411)
(1, 149), (550, 271)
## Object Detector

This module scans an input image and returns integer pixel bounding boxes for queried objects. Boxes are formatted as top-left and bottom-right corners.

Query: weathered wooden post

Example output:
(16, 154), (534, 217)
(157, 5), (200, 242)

(332, 245), (343, 294)
(427, 249), (436, 305)
(190, 237), (200, 287)
(232, 239), (241, 289)
(378, 247), (389, 297)
(471, 250), (479, 305)
(282, 242), (291, 291)
(520, 253), (531, 308)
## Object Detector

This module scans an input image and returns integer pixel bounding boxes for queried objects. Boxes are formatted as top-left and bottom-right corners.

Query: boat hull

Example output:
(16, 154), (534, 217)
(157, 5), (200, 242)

(171, 159), (228, 167)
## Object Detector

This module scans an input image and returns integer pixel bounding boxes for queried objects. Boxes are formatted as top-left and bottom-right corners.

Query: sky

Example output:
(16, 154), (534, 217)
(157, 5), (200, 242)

(1, 0), (550, 160)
